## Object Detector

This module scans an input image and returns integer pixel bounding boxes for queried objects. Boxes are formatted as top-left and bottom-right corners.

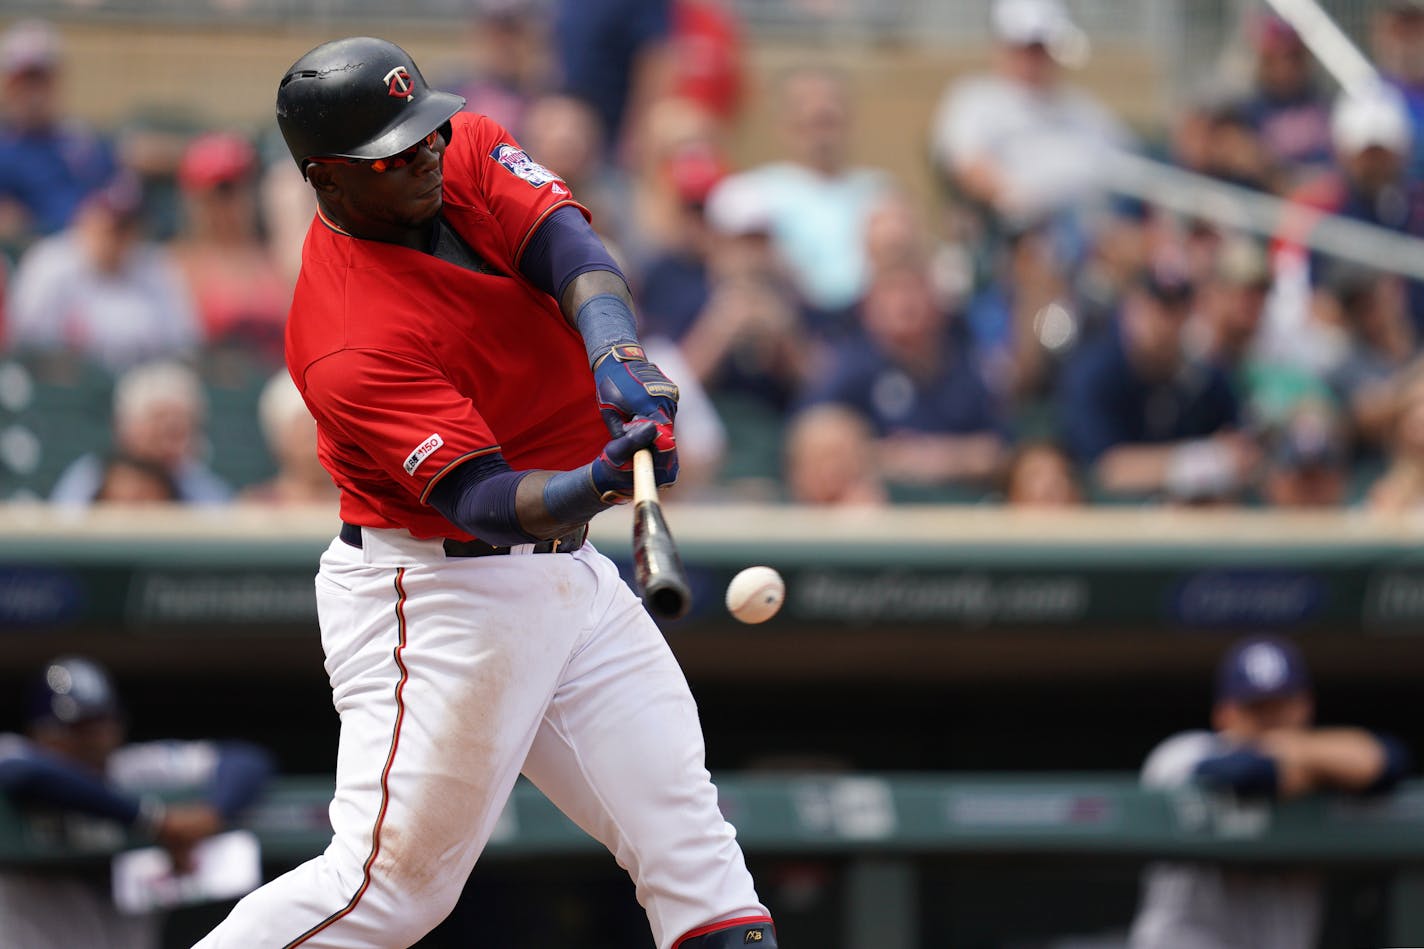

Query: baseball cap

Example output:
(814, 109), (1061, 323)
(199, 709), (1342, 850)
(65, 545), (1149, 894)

(25, 656), (122, 727)
(1250, 13), (1303, 53)
(704, 173), (774, 237)
(1215, 636), (1312, 704)
(1332, 83), (1412, 155)
(992, 0), (1090, 64)
(86, 172), (144, 220)
(665, 141), (727, 208)
(0, 19), (59, 77)
(179, 132), (258, 192)
(993, 0), (1073, 44)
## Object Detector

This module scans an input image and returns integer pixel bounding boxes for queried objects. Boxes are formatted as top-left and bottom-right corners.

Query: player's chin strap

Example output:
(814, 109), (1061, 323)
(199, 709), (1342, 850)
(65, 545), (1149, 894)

(673, 916), (777, 948)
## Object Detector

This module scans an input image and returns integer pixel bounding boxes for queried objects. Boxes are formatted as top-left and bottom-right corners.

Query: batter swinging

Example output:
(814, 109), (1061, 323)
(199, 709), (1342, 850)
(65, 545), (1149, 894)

(195, 37), (774, 949)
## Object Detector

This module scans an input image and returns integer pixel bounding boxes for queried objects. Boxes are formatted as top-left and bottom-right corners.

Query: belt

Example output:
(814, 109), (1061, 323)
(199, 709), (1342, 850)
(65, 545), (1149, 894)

(339, 522), (587, 557)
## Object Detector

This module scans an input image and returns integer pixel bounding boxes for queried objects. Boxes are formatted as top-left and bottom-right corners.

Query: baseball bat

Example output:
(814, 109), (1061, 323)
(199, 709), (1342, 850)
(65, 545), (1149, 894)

(631, 448), (691, 619)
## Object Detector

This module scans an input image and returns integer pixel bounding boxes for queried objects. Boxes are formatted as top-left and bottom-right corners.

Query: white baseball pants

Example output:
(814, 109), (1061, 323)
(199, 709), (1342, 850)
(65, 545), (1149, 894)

(195, 528), (767, 949)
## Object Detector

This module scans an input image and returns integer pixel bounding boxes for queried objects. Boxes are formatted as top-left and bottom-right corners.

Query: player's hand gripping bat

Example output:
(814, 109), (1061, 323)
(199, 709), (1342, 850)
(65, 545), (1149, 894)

(632, 448), (691, 619)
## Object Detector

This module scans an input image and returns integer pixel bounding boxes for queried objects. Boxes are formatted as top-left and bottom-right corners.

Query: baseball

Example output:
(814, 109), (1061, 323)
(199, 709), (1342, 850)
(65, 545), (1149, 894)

(726, 566), (785, 624)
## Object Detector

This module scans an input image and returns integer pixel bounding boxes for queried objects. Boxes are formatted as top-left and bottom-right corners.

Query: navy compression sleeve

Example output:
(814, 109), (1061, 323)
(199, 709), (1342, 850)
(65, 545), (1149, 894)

(0, 750), (142, 824)
(1192, 748), (1280, 796)
(518, 205), (625, 302)
(426, 451), (541, 546)
(1366, 734), (1413, 794)
(208, 742), (275, 822)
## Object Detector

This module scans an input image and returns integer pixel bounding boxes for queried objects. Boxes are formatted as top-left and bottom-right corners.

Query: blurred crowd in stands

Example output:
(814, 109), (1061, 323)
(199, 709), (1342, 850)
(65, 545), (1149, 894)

(9, 0), (1424, 511)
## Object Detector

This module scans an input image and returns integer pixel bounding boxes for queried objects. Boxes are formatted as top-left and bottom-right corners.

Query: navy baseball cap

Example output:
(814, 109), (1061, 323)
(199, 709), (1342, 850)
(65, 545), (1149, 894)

(25, 656), (122, 727)
(1215, 636), (1312, 703)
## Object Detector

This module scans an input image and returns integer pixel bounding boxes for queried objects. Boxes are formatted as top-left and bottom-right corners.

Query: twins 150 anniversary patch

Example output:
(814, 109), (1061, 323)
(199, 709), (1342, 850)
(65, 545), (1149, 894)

(490, 143), (563, 189)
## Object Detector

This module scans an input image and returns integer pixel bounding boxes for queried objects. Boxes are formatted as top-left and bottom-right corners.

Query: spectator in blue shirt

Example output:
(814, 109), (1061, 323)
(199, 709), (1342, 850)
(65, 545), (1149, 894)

(0, 21), (116, 252)
(800, 265), (1008, 493)
(554, 0), (672, 156)
(1058, 265), (1253, 502)
(1372, 0), (1424, 182)
(0, 656), (273, 949)
(1286, 85), (1424, 335)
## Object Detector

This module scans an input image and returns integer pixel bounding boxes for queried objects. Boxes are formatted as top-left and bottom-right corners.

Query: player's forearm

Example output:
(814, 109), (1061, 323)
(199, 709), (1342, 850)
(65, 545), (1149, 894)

(1093, 443), (1175, 494)
(564, 272), (645, 373)
(515, 469), (607, 539)
(1260, 728), (1397, 794)
(0, 753), (147, 826)
(877, 433), (1008, 483)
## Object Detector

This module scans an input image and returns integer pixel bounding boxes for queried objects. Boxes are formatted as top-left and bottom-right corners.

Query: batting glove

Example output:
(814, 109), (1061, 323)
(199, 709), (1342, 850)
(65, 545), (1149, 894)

(593, 344), (679, 444)
(590, 418), (679, 503)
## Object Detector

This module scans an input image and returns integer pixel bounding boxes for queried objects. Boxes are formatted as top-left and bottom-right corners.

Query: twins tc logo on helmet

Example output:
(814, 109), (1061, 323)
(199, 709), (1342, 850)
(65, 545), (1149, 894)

(384, 66), (414, 101)
(491, 143), (562, 188)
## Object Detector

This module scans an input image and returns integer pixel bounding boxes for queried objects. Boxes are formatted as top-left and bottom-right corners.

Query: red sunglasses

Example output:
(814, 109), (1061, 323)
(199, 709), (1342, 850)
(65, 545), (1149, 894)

(307, 129), (440, 174)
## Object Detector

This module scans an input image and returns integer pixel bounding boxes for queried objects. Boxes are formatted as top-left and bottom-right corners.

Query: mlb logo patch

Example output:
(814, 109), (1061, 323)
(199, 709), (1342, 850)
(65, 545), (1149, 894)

(490, 143), (561, 188)
(404, 433), (444, 475)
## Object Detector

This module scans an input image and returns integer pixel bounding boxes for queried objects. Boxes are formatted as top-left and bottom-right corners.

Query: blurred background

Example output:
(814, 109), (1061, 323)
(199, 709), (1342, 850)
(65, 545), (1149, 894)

(2, 0), (1424, 947)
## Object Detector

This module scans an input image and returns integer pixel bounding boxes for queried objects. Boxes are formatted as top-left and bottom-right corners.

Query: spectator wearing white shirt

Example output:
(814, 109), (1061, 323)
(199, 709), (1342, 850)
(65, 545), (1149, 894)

(930, 0), (1131, 230)
(4, 173), (198, 372)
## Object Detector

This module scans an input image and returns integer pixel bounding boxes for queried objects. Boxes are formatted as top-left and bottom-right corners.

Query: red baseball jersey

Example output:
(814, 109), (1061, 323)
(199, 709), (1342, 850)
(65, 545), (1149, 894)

(286, 112), (609, 540)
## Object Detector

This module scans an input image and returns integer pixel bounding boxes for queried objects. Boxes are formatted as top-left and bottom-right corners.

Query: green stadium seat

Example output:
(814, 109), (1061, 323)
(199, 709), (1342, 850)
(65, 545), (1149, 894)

(0, 351), (115, 501)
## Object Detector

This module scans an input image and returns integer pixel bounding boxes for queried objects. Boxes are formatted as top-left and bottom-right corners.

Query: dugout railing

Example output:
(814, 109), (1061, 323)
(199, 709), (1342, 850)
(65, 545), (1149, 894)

(3, 774), (1424, 947)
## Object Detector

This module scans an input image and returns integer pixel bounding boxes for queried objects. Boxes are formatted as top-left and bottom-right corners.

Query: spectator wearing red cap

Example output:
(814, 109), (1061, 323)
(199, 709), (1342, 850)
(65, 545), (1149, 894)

(170, 132), (292, 364)
(0, 20), (117, 253)
(5, 173), (198, 371)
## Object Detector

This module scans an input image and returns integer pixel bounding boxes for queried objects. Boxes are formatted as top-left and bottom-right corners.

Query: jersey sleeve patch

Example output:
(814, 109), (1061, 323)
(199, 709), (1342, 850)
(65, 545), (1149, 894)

(404, 432), (445, 475)
(490, 143), (563, 188)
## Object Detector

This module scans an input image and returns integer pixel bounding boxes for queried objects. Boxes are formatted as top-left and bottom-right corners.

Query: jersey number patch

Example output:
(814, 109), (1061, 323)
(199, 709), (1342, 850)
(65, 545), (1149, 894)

(490, 144), (562, 188)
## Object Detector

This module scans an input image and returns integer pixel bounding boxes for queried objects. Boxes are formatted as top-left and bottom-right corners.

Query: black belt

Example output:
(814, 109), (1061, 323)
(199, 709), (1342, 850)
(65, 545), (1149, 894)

(339, 522), (587, 557)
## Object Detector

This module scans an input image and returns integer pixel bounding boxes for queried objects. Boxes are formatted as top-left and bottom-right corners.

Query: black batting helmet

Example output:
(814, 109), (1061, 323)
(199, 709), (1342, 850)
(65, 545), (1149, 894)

(276, 36), (465, 176)
(25, 656), (122, 727)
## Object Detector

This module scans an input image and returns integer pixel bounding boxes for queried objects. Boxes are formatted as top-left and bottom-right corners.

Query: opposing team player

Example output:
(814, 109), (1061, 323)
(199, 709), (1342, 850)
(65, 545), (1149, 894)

(196, 37), (775, 949)
(0, 656), (272, 949)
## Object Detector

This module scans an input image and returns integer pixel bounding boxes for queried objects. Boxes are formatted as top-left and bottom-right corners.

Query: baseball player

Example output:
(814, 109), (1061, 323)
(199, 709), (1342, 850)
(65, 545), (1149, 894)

(0, 655), (273, 948)
(1129, 636), (1410, 949)
(196, 37), (775, 949)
